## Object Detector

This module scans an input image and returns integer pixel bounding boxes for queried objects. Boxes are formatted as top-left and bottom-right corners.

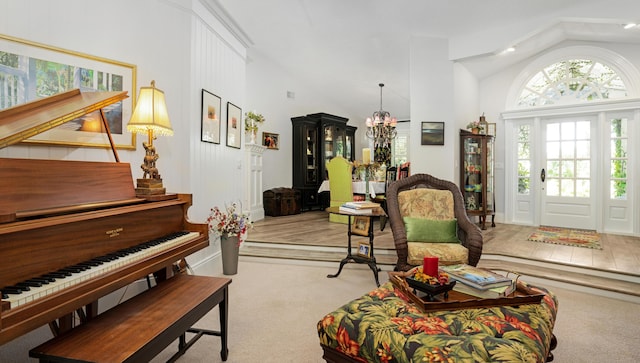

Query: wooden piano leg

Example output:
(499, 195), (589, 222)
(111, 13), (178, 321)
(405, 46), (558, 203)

(48, 313), (73, 337)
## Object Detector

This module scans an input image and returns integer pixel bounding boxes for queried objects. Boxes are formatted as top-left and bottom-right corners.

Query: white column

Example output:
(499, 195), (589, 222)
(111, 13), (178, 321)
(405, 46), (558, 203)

(244, 143), (267, 221)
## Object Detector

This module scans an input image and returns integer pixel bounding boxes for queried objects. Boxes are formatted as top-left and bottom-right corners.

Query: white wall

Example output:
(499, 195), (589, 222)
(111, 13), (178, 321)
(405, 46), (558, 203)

(0, 0), (248, 267)
(244, 51), (361, 190)
(408, 36), (456, 181)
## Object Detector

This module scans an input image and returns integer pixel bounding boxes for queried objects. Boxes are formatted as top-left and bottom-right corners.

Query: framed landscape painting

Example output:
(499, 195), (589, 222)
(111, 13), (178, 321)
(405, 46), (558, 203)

(0, 34), (137, 149)
(421, 121), (445, 145)
(226, 102), (242, 149)
(201, 89), (221, 144)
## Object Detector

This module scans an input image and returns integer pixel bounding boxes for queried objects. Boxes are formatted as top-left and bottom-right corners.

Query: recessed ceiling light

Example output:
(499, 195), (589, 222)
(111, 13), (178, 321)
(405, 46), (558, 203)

(498, 46), (516, 55)
(623, 23), (637, 30)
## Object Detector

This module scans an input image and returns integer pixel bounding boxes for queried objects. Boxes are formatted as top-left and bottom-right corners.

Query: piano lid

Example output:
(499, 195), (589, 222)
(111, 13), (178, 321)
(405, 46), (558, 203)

(0, 89), (128, 149)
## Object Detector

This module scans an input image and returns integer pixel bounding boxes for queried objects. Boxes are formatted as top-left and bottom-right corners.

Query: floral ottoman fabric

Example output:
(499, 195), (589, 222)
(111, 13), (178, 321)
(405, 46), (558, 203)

(318, 281), (558, 363)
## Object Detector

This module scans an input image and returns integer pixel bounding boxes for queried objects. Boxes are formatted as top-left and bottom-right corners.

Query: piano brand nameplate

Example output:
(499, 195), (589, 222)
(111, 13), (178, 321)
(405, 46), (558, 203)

(106, 228), (124, 238)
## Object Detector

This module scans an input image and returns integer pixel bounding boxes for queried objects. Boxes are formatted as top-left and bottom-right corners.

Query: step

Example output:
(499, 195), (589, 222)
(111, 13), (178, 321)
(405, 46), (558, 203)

(239, 244), (398, 266)
(479, 255), (640, 302)
(240, 241), (640, 301)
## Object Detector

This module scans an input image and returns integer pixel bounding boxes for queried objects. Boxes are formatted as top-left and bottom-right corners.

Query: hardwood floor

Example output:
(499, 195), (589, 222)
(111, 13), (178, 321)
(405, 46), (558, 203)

(243, 211), (640, 297)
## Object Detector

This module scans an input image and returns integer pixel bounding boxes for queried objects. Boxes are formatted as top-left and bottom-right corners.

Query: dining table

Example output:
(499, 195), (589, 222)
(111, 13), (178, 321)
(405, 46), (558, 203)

(317, 180), (386, 198)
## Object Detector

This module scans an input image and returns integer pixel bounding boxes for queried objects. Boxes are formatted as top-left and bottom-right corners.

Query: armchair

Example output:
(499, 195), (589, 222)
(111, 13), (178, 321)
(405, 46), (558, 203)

(386, 173), (483, 271)
(326, 156), (354, 224)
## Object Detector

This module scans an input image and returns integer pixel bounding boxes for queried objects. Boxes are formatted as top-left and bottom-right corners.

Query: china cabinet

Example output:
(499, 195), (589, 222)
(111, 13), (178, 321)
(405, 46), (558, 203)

(291, 113), (356, 211)
(459, 129), (495, 229)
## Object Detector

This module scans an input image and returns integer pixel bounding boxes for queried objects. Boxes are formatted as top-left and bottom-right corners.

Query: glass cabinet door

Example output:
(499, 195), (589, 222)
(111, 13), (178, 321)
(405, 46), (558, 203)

(305, 127), (317, 185)
(486, 137), (494, 212)
(324, 125), (334, 160)
(334, 125), (345, 157)
(462, 136), (483, 211)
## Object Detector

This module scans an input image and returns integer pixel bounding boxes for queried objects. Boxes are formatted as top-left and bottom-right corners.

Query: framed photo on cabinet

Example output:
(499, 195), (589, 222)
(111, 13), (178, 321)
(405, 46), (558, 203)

(201, 89), (221, 144)
(421, 121), (445, 145)
(226, 102), (242, 149)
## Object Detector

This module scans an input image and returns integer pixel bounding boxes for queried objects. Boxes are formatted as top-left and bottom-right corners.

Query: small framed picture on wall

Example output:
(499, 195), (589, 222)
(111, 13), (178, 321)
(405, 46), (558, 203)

(201, 89), (221, 144)
(262, 132), (279, 149)
(421, 121), (445, 145)
(226, 102), (242, 149)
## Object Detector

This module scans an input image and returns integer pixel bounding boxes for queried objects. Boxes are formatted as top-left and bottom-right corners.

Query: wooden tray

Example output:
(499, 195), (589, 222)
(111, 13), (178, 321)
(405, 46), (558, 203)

(389, 270), (544, 312)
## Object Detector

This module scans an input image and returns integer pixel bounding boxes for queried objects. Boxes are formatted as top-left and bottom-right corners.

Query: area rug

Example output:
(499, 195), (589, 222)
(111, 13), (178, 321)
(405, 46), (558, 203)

(527, 226), (602, 249)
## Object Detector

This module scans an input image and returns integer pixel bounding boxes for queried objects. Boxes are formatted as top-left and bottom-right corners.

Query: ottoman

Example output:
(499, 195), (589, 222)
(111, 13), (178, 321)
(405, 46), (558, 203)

(318, 280), (558, 363)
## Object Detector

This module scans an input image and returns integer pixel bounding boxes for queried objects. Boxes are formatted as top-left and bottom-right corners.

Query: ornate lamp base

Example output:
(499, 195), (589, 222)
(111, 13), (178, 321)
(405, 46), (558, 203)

(135, 178), (166, 196)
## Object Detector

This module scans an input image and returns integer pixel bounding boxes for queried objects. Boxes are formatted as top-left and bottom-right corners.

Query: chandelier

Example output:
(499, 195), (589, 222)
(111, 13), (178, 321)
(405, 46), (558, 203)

(365, 83), (397, 164)
(366, 83), (397, 141)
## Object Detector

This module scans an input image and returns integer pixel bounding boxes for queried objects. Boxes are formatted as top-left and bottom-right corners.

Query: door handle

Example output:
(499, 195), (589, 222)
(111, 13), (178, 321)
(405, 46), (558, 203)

(541, 168), (546, 182)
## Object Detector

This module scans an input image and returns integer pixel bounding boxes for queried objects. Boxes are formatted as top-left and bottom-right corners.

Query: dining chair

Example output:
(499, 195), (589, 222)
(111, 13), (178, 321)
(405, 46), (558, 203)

(326, 156), (354, 224)
(398, 162), (410, 180)
(373, 166), (397, 230)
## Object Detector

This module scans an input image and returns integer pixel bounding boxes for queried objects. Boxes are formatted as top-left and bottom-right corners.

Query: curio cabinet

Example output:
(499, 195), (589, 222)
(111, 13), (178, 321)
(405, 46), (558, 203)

(459, 129), (495, 230)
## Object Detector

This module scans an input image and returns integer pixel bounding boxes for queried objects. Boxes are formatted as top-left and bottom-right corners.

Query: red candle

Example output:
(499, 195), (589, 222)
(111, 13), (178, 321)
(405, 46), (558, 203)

(423, 256), (439, 277)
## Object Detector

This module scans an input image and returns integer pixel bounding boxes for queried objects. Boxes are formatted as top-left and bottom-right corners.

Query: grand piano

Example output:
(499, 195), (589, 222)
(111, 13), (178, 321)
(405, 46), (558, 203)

(0, 89), (209, 346)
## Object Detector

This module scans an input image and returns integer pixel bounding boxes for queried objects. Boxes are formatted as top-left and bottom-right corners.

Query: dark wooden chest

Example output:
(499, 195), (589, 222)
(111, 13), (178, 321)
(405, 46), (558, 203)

(263, 187), (301, 216)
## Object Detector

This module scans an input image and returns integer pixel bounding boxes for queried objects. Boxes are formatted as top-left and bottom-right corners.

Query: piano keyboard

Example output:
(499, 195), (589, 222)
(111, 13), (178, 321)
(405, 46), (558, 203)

(1, 231), (200, 309)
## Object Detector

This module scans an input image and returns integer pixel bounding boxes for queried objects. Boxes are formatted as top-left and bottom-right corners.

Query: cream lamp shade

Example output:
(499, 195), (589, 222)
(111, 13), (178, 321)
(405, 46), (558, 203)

(127, 80), (173, 195)
(126, 80), (174, 143)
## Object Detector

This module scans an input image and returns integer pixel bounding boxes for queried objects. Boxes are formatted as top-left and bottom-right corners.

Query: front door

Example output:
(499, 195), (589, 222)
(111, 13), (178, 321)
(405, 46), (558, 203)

(539, 116), (597, 229)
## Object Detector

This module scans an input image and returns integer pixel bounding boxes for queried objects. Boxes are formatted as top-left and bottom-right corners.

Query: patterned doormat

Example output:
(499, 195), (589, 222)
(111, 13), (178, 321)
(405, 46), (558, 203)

(527, 226), (602, 249)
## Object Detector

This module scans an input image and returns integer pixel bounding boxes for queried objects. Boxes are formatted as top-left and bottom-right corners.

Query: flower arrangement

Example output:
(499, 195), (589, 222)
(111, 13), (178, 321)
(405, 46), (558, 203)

(206, 202), (253, 246)
(467, 120), (484, 131)
(244, 111), (265, 133)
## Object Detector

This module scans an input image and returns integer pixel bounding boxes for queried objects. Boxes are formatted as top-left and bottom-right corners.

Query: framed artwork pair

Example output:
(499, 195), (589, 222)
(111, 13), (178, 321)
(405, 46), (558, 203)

(200, 89), (242, 149)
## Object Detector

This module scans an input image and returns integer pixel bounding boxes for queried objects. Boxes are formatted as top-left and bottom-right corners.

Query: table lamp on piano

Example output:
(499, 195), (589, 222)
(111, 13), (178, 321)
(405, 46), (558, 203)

(126, 80), (174, 198)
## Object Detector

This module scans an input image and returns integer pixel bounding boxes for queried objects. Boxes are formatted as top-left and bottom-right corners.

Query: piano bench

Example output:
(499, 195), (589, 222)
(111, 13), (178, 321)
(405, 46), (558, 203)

(29, 274), (232, 363)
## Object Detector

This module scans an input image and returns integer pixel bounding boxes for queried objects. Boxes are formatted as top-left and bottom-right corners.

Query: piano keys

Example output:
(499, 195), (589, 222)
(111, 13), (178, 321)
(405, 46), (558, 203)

(2, 231), (199, 309)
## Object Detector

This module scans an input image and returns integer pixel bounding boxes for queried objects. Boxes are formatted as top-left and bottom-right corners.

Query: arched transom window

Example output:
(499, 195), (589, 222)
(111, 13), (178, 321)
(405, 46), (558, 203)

(517, 59), (628, 107)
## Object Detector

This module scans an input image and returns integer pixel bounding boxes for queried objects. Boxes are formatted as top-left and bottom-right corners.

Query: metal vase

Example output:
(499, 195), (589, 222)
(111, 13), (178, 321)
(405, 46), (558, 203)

(220, 235), (239, 275)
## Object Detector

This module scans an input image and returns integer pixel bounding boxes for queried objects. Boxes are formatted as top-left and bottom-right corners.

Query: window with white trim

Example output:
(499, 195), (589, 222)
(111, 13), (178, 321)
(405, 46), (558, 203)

(517, 59), (628, 107)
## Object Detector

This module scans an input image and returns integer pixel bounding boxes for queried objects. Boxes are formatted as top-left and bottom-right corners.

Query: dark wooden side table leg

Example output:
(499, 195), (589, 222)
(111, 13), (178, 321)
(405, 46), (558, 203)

(219, 286), (229, 361)
(327, 215), (354, 279)
(368, 216), (381, 286)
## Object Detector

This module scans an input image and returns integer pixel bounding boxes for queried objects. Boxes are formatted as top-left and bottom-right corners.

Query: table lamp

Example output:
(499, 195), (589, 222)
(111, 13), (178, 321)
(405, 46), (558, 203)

(126, 80), (174, 196)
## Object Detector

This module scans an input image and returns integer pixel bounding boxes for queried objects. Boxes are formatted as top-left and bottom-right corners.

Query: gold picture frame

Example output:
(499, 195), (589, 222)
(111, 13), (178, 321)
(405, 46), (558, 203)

(262, 132), (279, 149)
(351, 216), (370, 236)
(357, 242), (371, 258)
(0, 34), (137, 149)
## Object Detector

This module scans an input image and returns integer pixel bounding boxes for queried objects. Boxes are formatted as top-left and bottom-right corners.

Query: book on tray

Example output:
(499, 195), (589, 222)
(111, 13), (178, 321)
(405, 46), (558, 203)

(341, 201), (381, 209)
(452, 280), (516, 298)
(338, 206), (374, 215)
(440, 264), (512, 290)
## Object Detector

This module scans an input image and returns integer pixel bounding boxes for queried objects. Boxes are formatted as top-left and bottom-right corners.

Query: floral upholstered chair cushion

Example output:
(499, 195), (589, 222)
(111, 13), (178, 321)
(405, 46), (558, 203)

(398, 189), (469, 265)
(318, 281), (558, 363)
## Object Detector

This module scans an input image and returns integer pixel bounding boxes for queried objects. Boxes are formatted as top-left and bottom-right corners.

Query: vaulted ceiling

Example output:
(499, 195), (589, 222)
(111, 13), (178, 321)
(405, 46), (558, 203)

(214, 0), (640, 120)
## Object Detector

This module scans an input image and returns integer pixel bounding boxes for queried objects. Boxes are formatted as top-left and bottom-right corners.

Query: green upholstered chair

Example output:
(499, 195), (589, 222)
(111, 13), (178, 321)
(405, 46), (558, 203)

(326, 156), (354, 224)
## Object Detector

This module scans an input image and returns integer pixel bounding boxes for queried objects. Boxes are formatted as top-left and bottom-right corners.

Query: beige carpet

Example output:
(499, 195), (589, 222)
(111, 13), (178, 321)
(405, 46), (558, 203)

(2, 260), (639, 362)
